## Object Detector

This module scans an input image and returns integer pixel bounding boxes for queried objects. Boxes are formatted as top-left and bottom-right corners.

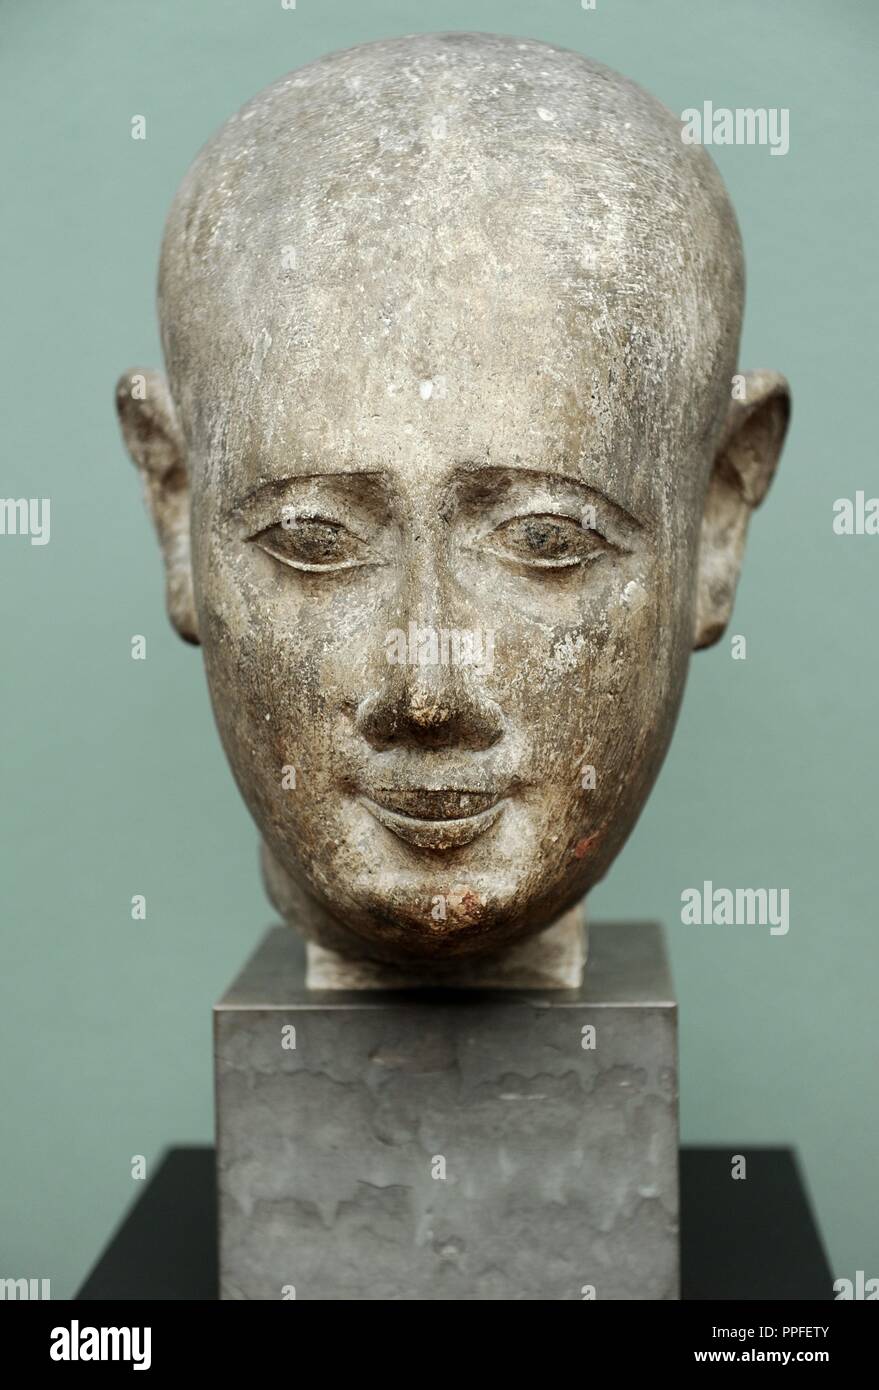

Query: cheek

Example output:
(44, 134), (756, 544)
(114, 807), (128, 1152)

(198, 521), (343, 698)
(579, 567), (692, 837)
(490, 569), (680, 853)
(196, 545), (381, 816)
(202, 606), (331, 782)
(494, 569), (666, 737)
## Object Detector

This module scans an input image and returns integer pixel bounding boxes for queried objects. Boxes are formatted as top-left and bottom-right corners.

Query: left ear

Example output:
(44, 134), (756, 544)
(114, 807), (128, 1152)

(693, 369), (791, 650)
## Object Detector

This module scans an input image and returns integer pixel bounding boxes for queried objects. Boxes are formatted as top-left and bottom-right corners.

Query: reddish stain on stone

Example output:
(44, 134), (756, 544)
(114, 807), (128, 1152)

(449, 887), (483, 920)
(574, 834), (599, 859)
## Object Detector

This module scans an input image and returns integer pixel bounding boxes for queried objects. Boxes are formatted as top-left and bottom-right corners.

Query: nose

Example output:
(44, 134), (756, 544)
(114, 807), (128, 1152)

(356, 659), (505, 751)
(354, 537), (505, 752)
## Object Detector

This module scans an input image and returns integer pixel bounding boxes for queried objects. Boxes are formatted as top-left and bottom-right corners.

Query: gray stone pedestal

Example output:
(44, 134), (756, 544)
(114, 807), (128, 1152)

(214, 921), (679, 1300)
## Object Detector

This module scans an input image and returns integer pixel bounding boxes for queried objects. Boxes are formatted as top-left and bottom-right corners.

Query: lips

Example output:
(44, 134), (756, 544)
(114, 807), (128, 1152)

(369, 788), (498, 820)
(359, 788), (508, 850)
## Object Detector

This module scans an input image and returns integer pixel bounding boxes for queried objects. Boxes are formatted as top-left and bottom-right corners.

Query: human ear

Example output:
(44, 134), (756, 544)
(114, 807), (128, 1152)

(115, 368), (199, 645)
(693, 369), (791, 650)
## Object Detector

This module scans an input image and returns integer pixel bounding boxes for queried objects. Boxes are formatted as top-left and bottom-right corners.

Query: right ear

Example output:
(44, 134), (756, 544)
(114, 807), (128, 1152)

(115, 368), (199, 644)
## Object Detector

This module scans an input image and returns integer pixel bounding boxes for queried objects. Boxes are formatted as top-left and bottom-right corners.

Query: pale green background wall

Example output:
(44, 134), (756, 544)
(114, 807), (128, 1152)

(1, 0), (876, 1298)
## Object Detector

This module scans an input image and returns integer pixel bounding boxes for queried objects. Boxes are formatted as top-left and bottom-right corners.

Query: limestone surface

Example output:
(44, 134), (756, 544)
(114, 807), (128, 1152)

(117, 34), (789, 968)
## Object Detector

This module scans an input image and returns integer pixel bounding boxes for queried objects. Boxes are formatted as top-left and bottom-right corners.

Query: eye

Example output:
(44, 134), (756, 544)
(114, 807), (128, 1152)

(479, 513), (617, 570)
(251, 514), (372, 572)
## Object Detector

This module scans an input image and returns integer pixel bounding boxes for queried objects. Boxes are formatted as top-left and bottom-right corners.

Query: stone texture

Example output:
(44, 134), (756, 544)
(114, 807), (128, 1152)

(117, 32), (790, 974)
(215, 920), (678, 1300)
(305, 902), (587, 989)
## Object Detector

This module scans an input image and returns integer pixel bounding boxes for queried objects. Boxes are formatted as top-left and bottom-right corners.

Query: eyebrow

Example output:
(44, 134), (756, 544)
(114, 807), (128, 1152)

(229, 461), (647, 534)
(231, 469), (387, 512)
(450, 463), (647, 531)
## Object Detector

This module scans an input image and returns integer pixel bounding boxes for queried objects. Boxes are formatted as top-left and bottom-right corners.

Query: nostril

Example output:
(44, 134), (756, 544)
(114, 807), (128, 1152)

(353, 693), (397, 750)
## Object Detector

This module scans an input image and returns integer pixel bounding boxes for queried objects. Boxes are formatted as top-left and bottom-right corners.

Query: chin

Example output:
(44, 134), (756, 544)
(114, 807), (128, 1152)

(340, 868), (559, 963)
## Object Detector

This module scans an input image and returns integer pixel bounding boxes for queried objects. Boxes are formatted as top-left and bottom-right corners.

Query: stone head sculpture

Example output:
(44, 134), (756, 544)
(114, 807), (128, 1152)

(116, 33), (789, 979)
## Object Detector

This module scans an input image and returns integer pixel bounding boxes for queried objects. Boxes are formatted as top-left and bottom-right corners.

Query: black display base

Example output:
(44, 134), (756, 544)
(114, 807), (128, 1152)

(75, 1146), (832, 1301)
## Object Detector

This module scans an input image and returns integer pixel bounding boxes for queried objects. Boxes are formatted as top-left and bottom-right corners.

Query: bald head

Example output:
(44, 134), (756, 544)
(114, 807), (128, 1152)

(158, 33), (743, 494)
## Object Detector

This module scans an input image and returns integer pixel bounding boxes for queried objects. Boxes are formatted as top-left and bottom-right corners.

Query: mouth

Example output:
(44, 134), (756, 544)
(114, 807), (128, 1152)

(359, 789), (508, 850)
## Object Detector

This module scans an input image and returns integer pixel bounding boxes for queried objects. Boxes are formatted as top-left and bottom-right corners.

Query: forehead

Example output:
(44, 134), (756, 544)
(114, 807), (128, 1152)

(160, 36), (742, 516)
(187, 287), (679, 525)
